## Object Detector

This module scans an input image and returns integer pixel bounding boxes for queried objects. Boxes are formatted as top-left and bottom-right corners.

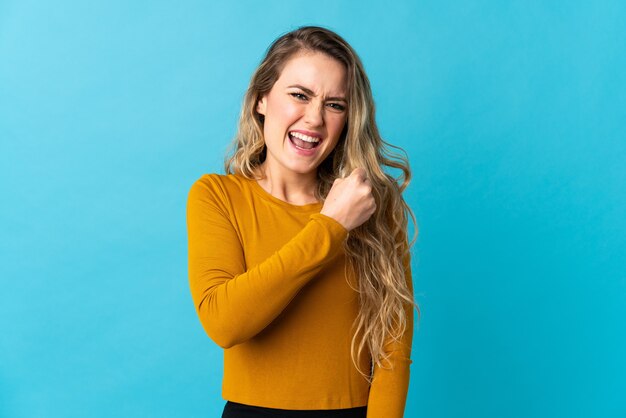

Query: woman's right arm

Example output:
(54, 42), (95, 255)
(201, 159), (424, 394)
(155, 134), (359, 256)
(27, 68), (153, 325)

(186, 178), (348, 349)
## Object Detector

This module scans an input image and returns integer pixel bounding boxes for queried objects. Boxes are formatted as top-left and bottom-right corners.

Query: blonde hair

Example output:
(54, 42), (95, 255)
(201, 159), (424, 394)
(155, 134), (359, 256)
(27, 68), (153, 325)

(225, 26), (420, 381)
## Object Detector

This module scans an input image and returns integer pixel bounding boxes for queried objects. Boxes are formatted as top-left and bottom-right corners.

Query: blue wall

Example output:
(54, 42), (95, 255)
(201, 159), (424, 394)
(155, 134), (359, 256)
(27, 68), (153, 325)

(1, 1), (624, 417)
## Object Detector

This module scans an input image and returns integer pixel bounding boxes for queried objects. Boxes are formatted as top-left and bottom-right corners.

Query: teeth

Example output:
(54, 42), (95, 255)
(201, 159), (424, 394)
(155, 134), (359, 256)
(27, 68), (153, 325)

(290, 132), (320, 143)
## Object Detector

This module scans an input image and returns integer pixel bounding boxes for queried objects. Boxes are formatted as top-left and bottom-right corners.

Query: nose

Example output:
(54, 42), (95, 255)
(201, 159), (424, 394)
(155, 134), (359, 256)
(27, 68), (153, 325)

(303, 101), (324, 127)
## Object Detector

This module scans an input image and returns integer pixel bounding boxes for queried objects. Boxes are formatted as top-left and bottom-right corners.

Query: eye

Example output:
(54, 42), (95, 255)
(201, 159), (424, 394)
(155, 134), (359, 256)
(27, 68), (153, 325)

(327, 103), (346, 111)
(290, 92), (308, 101)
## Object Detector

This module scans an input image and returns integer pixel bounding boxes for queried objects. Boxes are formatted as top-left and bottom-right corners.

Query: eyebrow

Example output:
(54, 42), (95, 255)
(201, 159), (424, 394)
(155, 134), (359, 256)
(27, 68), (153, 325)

(287, 84), (347, 103)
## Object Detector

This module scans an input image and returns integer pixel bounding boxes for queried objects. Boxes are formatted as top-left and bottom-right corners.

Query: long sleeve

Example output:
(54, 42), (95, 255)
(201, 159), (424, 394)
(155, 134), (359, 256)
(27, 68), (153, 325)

(186, 177), (348, 349)
(366, 250), (415, 418)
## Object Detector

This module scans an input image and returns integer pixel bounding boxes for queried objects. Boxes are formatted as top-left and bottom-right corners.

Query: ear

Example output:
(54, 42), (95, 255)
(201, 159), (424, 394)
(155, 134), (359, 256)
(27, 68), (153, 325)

(256, 96), (267, 116)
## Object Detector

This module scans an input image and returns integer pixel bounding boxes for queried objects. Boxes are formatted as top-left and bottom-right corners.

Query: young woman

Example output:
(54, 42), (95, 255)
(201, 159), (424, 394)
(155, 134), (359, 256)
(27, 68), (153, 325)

(187, 26), (419, 418)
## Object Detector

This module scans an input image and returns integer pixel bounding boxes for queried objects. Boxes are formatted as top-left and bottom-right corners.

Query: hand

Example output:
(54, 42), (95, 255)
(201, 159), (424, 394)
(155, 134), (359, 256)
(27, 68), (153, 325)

(321, 168), (376, 231)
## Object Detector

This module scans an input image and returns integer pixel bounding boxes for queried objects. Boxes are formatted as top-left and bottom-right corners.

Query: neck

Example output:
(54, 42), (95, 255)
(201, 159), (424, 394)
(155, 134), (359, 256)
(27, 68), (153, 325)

(255, 162), (319, 205)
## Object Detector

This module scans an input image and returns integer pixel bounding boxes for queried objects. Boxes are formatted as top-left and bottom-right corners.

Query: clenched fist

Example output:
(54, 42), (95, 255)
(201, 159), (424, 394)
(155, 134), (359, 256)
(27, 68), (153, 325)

(321, 168), (376, 231)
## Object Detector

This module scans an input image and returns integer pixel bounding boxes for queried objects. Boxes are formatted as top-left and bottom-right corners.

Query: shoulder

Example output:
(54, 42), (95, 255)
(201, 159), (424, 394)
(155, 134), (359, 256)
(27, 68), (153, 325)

(190, 172), (245, 191)
(188, 172), (253, 205)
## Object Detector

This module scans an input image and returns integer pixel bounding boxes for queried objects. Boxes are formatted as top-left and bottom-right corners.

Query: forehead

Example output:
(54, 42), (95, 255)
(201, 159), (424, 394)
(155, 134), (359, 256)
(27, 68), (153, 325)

(275, 51), (347, 96)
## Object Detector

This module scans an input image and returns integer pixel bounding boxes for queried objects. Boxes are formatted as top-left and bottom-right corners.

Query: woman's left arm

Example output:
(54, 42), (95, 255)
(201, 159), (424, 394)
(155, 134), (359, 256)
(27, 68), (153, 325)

(366, 250), (415, 418)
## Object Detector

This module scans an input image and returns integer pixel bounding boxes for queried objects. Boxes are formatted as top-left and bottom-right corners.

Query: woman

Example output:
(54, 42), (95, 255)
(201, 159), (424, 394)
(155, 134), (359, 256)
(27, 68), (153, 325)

(187, 26), (419, 418)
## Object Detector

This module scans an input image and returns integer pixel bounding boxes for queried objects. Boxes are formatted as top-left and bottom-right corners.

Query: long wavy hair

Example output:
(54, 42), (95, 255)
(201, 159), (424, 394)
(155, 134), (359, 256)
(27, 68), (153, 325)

(225, 25), (420, 381)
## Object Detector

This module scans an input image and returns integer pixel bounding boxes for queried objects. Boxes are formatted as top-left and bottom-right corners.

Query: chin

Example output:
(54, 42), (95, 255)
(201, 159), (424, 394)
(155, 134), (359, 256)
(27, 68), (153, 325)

(289, 163), (319, 176)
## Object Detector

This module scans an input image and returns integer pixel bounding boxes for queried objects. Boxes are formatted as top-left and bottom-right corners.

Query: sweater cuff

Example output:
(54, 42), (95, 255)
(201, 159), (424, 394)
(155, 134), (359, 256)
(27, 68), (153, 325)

(309, 213), (348, 251)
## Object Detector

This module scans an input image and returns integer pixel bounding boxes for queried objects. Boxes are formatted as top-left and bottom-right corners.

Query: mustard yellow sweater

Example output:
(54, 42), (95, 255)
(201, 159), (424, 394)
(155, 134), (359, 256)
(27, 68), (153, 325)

(186, 173), (414, 417)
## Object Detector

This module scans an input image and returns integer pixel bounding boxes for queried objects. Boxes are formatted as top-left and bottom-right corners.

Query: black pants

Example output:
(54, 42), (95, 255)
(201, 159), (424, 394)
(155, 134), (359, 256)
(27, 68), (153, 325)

(221, 401), (367, 418)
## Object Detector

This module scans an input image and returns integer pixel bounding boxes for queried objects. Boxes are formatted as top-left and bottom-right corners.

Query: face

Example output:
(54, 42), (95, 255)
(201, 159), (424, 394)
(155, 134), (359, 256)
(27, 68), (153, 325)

(256, 51), (348, 178)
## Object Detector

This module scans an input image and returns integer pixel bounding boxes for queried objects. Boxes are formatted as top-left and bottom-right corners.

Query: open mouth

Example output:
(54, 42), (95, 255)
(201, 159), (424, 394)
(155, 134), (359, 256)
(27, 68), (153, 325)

(288, 131), (322, 150)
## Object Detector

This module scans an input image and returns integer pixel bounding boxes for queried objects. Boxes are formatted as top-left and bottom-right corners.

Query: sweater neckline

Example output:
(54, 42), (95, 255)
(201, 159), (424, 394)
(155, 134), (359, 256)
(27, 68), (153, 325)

(242, 175), (324, 213)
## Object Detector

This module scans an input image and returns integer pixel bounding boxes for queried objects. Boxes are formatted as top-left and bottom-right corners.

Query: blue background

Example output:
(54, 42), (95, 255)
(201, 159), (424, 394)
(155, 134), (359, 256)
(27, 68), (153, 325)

(1, 1), (625, 417)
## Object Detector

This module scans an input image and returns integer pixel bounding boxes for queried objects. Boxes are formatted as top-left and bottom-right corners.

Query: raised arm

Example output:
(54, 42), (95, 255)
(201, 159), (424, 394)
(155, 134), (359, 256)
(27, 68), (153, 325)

(186, 179), (347, 349)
